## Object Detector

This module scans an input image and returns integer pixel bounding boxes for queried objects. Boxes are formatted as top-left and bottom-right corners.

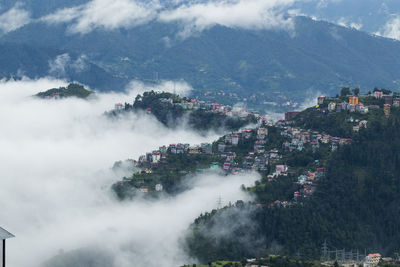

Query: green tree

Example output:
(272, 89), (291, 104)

(341, 87), (351, 96)
(353, 88), (360, 96)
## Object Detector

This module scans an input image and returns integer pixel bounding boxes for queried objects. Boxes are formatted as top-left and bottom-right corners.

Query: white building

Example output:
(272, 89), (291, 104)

(364, 253), (381, 267)
(155, 184), (163, 191)
(151, 152), (161, 163)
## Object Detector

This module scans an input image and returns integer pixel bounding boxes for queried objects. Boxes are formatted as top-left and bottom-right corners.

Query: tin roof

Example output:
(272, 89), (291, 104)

(0, 227), (14, 240)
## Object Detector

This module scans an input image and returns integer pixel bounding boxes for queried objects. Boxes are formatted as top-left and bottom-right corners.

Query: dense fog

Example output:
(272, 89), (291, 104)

(0, 78), (258, 267)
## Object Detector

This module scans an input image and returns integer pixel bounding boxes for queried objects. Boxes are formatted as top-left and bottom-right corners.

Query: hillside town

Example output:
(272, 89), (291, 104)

(111, 89), (400, 266)
(112, 93), (356, 208)
(318, 89), (398, 116)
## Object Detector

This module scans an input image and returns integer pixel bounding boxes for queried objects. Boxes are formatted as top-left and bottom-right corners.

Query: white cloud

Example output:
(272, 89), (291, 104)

(336, 17), (362, 30)
(376, 15), (400, 40)
(42, 0), (295, 36)
(49, 53), (89, 76)
(0, 77), (258, 267)
(48, 53), (71, 76)
(0, 3), (31, 33)
(158, 0), (295, 38)
(299, 90), (323, 110)
(125, 79), (193, 96)
(316, 0), (343, 9)
(42, 0), (159, 34)
(349, 22), (362, 30)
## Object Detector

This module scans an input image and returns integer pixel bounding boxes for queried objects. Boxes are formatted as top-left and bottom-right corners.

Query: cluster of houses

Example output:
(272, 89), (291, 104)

(122, 126), (276, 194)
(115, 92), (359, 203)
(281, 126), (352, 152)
(295, 168), (325, 198)
(319, 91), (399, 117)
(134, 126), (275, 173)
(216, 127), (285, 175)
(134, 142), (214, 166)
(260, 166), (326, 209)
(123, 113), (352, 203)
(115, 96), (266, 120)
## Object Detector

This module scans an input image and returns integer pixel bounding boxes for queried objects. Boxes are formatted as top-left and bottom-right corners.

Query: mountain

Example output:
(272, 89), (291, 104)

(2, 16), (400, 102)
(291, 0), (400, 35)
(0, 41), (128, 91)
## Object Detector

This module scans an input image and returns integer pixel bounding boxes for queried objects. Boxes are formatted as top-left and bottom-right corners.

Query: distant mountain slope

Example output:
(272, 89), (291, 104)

(0, 43), (58, 78)
(291, 0), (400, 34)
(0, 41), (128, 91)
(2, 17), (400, 98)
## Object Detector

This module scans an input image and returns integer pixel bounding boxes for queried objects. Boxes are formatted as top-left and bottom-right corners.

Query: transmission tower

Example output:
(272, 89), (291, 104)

(216, 196), (223, 209)
(321, 240), (329, 261)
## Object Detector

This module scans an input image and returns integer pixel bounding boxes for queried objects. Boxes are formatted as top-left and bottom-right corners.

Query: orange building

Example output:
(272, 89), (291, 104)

(349, 96), (359, 105)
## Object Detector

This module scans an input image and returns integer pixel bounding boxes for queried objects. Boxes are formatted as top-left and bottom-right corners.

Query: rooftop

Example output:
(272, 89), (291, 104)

(0, 227), (14, 240)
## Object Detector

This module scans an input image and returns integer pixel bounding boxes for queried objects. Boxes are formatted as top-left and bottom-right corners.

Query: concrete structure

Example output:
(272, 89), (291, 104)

(364, 253), (381, 267)
(114, 103), (124, 110)
(328, 102), (336, 112)
(374, 91), (383, 99)
(155, 184), (163, 191)
(383, 95), (393, 105)
(393, 98), (400, 107)
(0, 227), (14, 267)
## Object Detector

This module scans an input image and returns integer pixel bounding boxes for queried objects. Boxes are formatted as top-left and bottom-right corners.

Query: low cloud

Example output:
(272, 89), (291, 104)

(316, 0), (343, 9)
(42, 0), (158, 34)
(41, 0), (295, 36)
(125, 79), (193, 96)
(376, 15), (400, 41)
(0, 3), (31, 33)
(158, 0), (295, 38)
(336, 17), (362, 30)
(49, 53), (89, 77)
(299, 90), (323, 110)
(0, 77), (257, 267)
(186, 202), (266, 262)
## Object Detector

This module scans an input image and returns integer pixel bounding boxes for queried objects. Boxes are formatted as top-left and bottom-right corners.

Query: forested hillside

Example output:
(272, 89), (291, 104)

(186, 97), (400, 263)
(3, 17), (400, 100)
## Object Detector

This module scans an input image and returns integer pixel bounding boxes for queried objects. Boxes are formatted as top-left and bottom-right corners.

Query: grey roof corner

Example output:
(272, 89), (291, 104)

(0, 227), (14, 240)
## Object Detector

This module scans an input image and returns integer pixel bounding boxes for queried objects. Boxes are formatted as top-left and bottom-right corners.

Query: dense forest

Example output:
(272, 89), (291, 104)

(185, 100), (400, 263)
